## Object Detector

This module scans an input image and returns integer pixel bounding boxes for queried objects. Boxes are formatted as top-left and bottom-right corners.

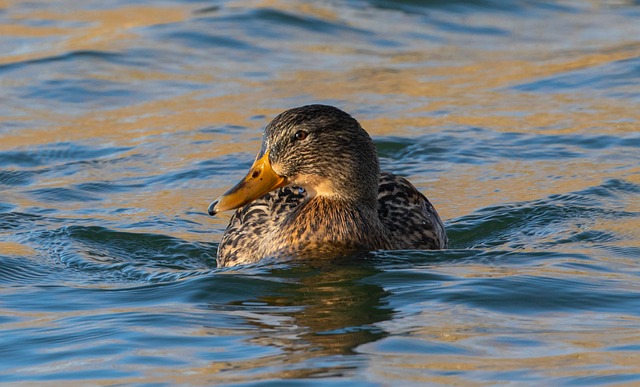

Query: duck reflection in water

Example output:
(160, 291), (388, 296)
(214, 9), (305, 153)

(208, 105), (448, 267)
(207, 258), (393, 378)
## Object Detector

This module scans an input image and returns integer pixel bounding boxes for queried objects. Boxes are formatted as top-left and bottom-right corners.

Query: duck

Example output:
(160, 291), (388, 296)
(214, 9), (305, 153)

(208, 104), (448, 267)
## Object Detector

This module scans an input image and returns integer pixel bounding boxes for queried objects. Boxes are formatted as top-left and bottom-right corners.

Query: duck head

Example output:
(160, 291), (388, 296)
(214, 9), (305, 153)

(208, 105), (380, 216)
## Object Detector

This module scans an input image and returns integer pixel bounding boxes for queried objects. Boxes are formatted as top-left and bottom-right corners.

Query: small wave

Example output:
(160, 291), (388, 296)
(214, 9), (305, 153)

(447, 178), (640, 250)
(436, 273), (640, 314)
(511, 55), (640, 100)
(0, 50), (125, 74)
(0, 142), (133, 168)
(62, 226), (215, 281)
(363, 0), (578, 16)
(19, 79), (141, 105)
(0, 254), (57, 285)
(10, 222), (217, 286)
(377, 129), (639, 171)
(0, 169), (42, 188)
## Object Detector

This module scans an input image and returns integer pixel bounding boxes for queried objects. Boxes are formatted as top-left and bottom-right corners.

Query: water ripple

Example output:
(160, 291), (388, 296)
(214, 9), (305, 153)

(0, 50), (125, 73)
(0, 142), (133, 168)
(1, 0), (640, 384)
(448, 179), (639, 250)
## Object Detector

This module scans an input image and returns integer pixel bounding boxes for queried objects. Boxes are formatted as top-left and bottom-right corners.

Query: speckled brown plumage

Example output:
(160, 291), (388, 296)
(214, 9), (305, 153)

(377, 172), (447, 250)
(210, 105), (448, 267)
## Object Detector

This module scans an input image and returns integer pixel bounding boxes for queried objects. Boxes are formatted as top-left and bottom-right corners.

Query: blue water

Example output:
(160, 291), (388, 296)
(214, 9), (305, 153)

(1, 0), (640, 385)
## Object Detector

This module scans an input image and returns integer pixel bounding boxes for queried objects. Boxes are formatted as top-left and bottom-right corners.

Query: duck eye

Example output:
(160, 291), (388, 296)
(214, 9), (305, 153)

(294, 130), (308, 141)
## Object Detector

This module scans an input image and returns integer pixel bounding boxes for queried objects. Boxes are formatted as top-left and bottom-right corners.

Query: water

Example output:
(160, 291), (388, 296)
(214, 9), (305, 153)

(1, 0), (639, 384)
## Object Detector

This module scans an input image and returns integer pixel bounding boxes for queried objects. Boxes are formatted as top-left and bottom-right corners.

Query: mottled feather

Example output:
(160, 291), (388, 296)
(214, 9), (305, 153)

(218, 187), (306, 267)
(377, 172), (448, 250)
(217, 173), (447, 267)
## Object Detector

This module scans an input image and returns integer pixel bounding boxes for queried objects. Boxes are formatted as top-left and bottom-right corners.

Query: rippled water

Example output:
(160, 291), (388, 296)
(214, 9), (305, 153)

(1, 0), (640, 384)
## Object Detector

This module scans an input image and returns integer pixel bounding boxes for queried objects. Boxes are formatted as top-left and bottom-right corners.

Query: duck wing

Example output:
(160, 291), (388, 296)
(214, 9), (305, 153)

(377, 171), (448, 250)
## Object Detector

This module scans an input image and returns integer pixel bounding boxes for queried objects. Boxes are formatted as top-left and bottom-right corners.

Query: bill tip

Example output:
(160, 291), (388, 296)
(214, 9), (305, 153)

(207, 201), (218, 216)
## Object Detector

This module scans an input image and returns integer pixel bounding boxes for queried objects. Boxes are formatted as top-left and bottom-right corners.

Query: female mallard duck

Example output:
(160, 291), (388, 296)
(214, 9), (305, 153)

(208, 105), (448, 267)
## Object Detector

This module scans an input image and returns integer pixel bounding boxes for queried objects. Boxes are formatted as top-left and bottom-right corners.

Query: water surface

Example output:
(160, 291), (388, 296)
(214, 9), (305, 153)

(1, 0), (640, 385)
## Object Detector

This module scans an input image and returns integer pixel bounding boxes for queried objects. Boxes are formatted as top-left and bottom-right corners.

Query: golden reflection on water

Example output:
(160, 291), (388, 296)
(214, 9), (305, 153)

(0, 2), (193, 65)
(3, 18), (638, 222)
(1, 1), (637, 243)
(0, 241), (37, 256)
(2, 1), (640, 384)
(363, 317), (640, 385)
(4, 60), (638, 225)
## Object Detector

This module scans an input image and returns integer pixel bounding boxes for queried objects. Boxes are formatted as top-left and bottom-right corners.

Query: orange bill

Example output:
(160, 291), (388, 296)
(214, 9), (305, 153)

(208, 150), (286, 215)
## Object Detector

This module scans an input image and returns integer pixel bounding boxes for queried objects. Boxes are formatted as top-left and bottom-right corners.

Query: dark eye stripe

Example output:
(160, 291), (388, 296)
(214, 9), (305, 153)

(294, 130), (308, 140)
